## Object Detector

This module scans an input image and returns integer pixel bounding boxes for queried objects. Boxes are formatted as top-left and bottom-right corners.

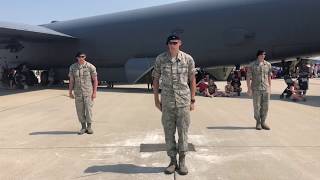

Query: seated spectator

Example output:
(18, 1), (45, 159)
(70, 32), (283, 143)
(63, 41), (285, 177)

(289, 81), (306, 101)
(208, 79), (227, 97)
(208, 79), (217, 95)
(231, 72), (242, 96)
(196, 75), (211, 97)
(225, 81), (236, 97)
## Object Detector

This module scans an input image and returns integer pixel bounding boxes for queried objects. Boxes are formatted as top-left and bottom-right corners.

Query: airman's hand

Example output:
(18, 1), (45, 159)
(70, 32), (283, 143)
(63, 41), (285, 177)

(190, 103), (195, 111)
(92, 92), (97, 100)
(267, 87), (271, 94)
(247, 89), (252, 97)
(69, 92), (75, 99)
(155, 101), (162, 112)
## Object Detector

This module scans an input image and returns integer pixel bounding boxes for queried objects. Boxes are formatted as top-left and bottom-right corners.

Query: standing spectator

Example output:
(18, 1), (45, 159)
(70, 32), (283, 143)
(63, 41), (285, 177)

(314, 64), (319, 78)
(8, 69), (16, 89)
(225, 81), (235, 97)
(48, 68), (55, 86)
(231, 72), (242, 96)
(240, 67), (247, 80)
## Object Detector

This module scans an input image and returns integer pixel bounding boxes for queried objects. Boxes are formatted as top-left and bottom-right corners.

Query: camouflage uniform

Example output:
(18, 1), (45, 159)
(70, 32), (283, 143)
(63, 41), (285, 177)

(152, 51), (196, 157)
(69, 62), (97, 123)
(247, 60), (272, 123)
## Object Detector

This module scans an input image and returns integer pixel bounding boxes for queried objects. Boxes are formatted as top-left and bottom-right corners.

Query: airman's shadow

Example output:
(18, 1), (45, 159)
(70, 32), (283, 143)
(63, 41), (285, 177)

(84, 164), (164, 174)
(29, 131), (78, 135)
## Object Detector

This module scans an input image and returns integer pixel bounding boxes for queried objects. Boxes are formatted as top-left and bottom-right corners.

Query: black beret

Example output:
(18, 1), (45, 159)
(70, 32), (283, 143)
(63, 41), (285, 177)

(166, 35), (181, 44)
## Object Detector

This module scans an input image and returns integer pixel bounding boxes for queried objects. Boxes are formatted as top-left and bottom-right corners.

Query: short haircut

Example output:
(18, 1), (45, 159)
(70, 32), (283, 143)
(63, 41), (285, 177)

(256, 50), (266, 57)
(75, 52), (86, 58)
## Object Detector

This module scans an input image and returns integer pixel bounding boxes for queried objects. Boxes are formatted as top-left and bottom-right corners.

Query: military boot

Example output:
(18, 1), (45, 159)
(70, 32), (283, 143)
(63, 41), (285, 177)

(178, 152), (188, 175)
(261, 122), (271, 130)
(78, 123), (86, 135)
(164, 156), (177, 174)
(86, 123), (94, 134)
(256, 122), (262, 130)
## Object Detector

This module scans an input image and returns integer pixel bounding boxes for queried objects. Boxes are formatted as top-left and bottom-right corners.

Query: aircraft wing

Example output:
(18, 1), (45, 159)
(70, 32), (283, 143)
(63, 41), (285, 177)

(0, 21), (76, 41)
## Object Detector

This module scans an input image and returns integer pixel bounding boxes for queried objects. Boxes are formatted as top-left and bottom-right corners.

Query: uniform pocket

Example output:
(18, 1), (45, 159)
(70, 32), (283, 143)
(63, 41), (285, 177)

(73, 70), (81, 82)
(162, 64), (171, 74)
(82, 69), (90, 77)
(161, 64), (172, 84)
(82, 69), (92, 84)
(73, 70), (80, 77)
(178, 65), (189, 83)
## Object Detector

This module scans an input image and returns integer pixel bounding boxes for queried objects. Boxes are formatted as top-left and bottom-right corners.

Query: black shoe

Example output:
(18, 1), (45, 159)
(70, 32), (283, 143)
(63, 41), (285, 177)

(261, 123), (271, 130)
(256, 122), (262, 130)
(78, 123), (87, 135)
(164, 156), (177, 174)
(78, 128), (86, 135)
(178, 153), (188, 175)
(86, 128), (93, 134)
(86, 123), (94, 134)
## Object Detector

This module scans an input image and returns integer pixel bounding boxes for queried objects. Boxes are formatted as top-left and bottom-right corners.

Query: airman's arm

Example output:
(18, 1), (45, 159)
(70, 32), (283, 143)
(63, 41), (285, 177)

(90, 65), (98, 100)
(246, 65), (252, 96)
(188, 57), (196, 111)
(152, 57), (162, 111)
(68, 67), (75, 99)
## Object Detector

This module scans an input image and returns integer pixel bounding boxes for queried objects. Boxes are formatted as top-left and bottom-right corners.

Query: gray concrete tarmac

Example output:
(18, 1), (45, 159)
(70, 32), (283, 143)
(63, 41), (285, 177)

(0, 79), (319, 180)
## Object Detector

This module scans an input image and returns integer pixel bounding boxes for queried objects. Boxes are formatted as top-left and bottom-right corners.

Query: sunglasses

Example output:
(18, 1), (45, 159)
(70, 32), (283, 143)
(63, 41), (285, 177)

(78, 55), (86, 58)
(168, 41), (179, 45)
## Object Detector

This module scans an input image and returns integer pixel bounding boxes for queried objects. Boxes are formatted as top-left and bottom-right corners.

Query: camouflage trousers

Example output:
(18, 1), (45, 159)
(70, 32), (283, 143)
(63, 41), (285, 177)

(75, 96), (93, 123)
(162, 105), (190, 157)
(252, 90), (270, 123)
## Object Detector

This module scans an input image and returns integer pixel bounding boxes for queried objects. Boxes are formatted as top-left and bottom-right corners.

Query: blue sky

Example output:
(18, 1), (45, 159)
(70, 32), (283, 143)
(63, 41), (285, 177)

(0, 0), (186, 25)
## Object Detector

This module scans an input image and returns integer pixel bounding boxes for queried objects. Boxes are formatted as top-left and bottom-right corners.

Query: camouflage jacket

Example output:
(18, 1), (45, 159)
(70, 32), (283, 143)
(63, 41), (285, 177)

(69, 62), (97, 97)
(247, 60), (272, 91)
(152, 51), (196, 107)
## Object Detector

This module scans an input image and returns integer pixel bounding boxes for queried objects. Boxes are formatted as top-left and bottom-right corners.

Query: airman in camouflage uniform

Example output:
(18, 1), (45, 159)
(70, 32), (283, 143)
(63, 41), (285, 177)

(69, 52), (98, 135)
(247, 50), (272, 130)
(153, 35), (196, 175)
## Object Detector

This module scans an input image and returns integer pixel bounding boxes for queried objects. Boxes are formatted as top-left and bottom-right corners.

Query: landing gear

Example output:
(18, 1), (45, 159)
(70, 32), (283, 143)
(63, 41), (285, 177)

(40, 70), (49, 86)
(13, 64), (38, 89)
(39, 69), (55, 86)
